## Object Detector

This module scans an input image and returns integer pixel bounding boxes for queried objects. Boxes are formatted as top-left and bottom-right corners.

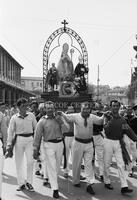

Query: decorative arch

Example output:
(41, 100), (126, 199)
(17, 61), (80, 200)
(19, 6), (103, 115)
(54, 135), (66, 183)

(43, 20), (88, 92)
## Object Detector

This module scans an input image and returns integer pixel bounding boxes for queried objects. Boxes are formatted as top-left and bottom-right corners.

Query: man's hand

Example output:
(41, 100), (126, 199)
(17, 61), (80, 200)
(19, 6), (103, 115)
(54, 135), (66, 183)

(3, 146), (6, 155)
(103, 111), (112, 121)
(33, 149), (39, 160)
(5, 145), (13, 158)
(56, 111), (62, 116)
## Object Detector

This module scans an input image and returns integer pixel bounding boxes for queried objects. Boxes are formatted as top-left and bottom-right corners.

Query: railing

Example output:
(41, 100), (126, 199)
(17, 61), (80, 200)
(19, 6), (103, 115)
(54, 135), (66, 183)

(0, 74), (25, 90)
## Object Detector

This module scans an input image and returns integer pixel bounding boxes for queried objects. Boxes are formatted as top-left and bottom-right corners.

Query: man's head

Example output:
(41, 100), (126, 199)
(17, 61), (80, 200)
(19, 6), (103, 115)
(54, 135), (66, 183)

(38, 103), (46, 115)
(66, 105), (74, 114)
(0, 102), (6, 113)
(17, 98), (28, 115)
(78, 55), (83, 64)
(30, 101), (39, 112)
(103, 104), (109, 112)
(132, 104), (137, 116)
(44, 101), (55, 117)
(62, 43), (69, 53)
(110, 100), (121, 114)
(125, 105), (133, 116)
(81, 102), (90, 117)
(51, 63), (56, 68)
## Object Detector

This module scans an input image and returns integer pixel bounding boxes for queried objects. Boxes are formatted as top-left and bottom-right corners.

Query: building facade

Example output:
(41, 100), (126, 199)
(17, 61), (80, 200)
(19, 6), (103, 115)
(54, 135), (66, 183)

(107, 87), (128, 105)
(0, 45), (35, 105)
(21, 76), (43, 99)
(21, 76), (43, 92)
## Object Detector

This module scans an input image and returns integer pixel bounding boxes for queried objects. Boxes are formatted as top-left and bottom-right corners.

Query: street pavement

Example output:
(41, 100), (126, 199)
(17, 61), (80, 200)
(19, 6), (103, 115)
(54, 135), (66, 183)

(2, 158), (137, 200)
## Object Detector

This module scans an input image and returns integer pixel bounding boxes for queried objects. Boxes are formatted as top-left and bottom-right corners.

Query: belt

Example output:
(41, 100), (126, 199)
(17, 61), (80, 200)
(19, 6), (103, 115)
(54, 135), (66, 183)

(75, 137), (93, 144)
(106, 137), (120, 140)
(64, 132), (74, 137)
(18, 133), (33, 137)
(93, 131), (102, 136)
(47, 138), (63, 143)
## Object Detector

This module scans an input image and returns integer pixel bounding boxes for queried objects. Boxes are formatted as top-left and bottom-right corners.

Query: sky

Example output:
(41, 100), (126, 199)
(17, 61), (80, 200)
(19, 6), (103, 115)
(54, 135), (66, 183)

(1, 0), (137, 87)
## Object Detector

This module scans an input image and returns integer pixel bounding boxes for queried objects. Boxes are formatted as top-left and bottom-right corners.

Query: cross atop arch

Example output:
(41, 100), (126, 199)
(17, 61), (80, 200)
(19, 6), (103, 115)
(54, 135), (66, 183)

(61, 19), (68, 31)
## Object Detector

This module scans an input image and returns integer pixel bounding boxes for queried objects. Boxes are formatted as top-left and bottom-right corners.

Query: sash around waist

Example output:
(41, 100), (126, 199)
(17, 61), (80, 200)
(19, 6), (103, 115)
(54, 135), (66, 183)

(64, 132), (74, 137)
(75, 137), (93, 144)
(47, 138), (63, 143)
(106, 136), (121, 140)
(17, 133), (33, 137)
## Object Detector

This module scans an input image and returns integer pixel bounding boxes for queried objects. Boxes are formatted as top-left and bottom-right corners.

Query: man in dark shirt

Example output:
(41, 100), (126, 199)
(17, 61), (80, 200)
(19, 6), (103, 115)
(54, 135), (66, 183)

(124, 105), (134, 126)
(124, 105), (137, 177)
(130, 105), (137, 134)
(132, 104), (137, 117)
(103, 100), (137, 194)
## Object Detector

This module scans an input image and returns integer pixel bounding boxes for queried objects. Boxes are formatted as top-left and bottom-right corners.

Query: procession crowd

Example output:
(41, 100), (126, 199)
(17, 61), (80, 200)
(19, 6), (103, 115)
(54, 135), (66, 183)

(0, 99), (137, 199)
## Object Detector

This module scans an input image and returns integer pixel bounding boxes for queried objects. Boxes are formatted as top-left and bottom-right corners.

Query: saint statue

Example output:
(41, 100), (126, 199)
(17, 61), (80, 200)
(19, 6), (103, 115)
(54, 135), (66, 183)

(46, 63), (59, 91)
(74, 55), (88, 78)
(57, 43), (74, 81)
(74, 55), (88, 93)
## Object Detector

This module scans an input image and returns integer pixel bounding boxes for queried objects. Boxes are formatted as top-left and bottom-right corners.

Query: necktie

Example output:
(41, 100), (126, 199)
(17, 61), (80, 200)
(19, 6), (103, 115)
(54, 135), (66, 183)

(84, 117), (88, 127)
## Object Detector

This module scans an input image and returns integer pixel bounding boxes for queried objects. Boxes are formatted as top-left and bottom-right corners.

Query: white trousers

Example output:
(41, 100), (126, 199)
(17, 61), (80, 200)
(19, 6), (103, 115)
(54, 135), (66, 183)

(0, 140), (4, 197)
(72, 140), (95, 185)
(93, 134), (104, 176)
(43, 141), (63, 190)
(103, 138), (128, 188)
(124, 135), (137, 172)
(64, 136), (74, 173)
(40, 141), (48, 179)
(15, 136), (34, 186)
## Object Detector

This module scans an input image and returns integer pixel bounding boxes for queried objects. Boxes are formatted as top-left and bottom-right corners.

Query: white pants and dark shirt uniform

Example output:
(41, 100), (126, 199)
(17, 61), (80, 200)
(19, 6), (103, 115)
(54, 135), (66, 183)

(104, 115), (137, 188)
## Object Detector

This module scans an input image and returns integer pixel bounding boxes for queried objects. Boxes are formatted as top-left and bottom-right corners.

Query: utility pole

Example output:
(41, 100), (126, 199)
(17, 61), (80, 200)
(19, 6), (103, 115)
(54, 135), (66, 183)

(97, 64), (100, 101)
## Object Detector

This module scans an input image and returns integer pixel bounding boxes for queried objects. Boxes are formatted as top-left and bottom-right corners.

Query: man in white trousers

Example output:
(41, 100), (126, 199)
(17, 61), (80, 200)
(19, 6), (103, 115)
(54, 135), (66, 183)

(93, 122), (104, 181)
(33, 101), (69, 199)
(63, 105), (74, 178)
(6, 98), (37, 192)
(103, 99), (137, 194)
(60, 101), (104, 195)
(0, 108), (7, 200)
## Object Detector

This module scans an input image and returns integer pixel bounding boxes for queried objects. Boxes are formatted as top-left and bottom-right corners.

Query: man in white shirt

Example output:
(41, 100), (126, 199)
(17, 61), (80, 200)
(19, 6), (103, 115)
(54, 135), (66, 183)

(60, 101), (104, 195)
(33, 101), (69, 199)
(6, 98), (37, 192)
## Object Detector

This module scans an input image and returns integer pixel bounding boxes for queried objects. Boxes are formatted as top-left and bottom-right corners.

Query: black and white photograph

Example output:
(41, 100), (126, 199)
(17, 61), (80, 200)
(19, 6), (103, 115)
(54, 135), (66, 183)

(0, 0), (137, 199)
